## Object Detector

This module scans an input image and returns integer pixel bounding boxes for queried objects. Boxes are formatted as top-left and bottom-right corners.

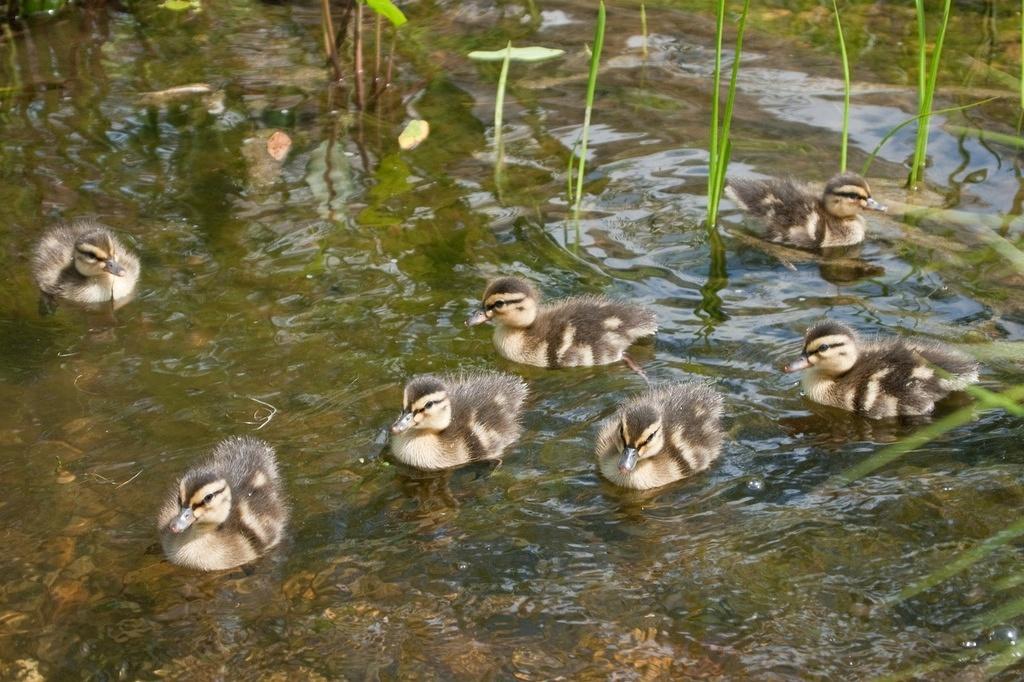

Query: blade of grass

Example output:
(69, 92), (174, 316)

(860, 97), (998, 176)
(833, 0), (850, 172)
(826, 385), (1024, 487)
(707, 0), (750, 226)
(708, 0), (726, 209)
(959, 592), (1024, 635)
(494, 41), (512, 171)
(888, 515), (1024, 605)
(910, 0), (952, 188)
(640, 0), (648, 59)
(572, 0), (606, 219)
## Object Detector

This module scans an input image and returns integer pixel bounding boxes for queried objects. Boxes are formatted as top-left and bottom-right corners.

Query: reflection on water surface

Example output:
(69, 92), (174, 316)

(1, 0), (1023, 678)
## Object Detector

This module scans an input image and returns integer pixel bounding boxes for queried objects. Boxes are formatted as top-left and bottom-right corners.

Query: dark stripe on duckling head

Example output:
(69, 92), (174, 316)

(484, 293), (527, 312)
(824, 173), (872, 198)
(483, 277), (538, 302)
(74, 233), (114, 260)
(805, 320), (856, 347)
(622, 404), (660, 447)
(403, 376), (448, 410)
(187, 479), (228, 508)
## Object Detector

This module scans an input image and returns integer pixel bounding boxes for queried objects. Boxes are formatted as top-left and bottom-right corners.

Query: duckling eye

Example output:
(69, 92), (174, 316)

(816, 343), (830, 353)
(203, 492), (215, 504)
(493, 301), (506, 309)
(423, 400), (436, 410)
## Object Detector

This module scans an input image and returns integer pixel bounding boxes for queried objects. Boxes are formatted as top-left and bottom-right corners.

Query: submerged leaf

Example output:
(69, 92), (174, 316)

(398, 120), (429, 150)
(365, 0), (407, 27)
(468, 46), (565, 63)
(159, 0), (193, 10)
(266, 131), (292, 161)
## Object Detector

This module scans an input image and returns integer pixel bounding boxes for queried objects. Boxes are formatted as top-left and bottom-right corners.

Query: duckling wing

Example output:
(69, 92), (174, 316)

(215, 437), (289, 547)
(725, 178), (819, 245)
(447, 373), (529, 461)
(904, 340), (980, 392)
(541, 297), (657, 367)
(853, 343), (974, 417)
(659, 383), (724, 473)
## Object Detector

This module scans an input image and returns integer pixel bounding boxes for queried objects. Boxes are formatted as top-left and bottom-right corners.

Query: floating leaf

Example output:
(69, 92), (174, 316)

(365, 0), (407, 27)
(398, 119), (429, 150)
(159, 0), (192, 10)
(468, 46), (565, 63)
(266, 131), (292, 161)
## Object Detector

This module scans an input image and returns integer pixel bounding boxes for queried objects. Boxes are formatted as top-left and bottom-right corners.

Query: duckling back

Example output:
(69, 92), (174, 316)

(805, 337), (979, 419)
(157, 436), (289, 571)
(503, 296), (657, 368)
(390, 372), (529, 470)
(597, 383), (723, 490)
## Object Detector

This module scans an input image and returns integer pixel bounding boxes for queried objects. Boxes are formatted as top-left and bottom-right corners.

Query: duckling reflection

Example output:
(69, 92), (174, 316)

(32, 220), (140, 313)
(725, 173), (886, 248)
(726, 220), (885, 284)
(157, 437), (288, 571)
(783, 320), (979, 418)
(466, 276), (657, 372)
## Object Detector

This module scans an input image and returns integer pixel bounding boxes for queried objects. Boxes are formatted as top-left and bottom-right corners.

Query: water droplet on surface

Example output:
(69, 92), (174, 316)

(990, 625), (1018, 646)
(960, 639), (978, 649)
(746, 478), (764, 493)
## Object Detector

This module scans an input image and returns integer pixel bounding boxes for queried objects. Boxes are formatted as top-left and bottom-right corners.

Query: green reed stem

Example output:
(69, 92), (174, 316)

(708, 0), (726, 211)
(861, 97), (998, 176)
(640, 0), (648, 59)
(910, 0), (952, 188)
(573, 0), (605, 219)
(494, 42), (512, 172)
(832, 0), (850, 172)
(707, 0), (750, 227)
(1020, 0), (1023, 110)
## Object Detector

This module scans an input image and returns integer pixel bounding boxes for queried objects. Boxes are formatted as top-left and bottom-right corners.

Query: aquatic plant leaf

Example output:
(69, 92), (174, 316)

(468, 46), (565, 63)
(160, 0), (193, 10)
(397, 120), (429, 150)
(365, 0), (407, 27)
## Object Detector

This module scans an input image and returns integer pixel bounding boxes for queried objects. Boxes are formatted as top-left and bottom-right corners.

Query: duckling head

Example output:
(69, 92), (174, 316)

(784, 320), (860, 376)
(821, 174), (886, 218)
(73, 232), (127, 278)
(615, 403), (665, 473)
(391, 376), (453, 434)
(466, 277), (539, 328)
(168, 474), (234, 534)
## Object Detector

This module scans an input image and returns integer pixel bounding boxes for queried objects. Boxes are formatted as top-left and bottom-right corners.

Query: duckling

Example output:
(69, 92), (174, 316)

(725, 173), (886, 248)
(596, 383), (724, 490)
(466, 277), (657, 370)
(390, 372), (529, 470)
(783, 320), (980, 419)
(32, 219), (140, 311)
(157, 436), (288, 571)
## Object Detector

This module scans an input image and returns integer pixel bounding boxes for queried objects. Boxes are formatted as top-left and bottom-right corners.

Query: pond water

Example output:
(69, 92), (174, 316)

(1, 0), (1023, 678)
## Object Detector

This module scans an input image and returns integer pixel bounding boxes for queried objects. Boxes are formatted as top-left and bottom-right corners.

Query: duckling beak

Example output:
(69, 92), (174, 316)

(390, 411), (415, 434)
(170, 507), (195, 533)
(104, 259), (126, 277)
(618, 446), (639, 473)
(465, 309), (489, 326)
(865, 197), (887, 212)
(783, 356), (811, 373)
